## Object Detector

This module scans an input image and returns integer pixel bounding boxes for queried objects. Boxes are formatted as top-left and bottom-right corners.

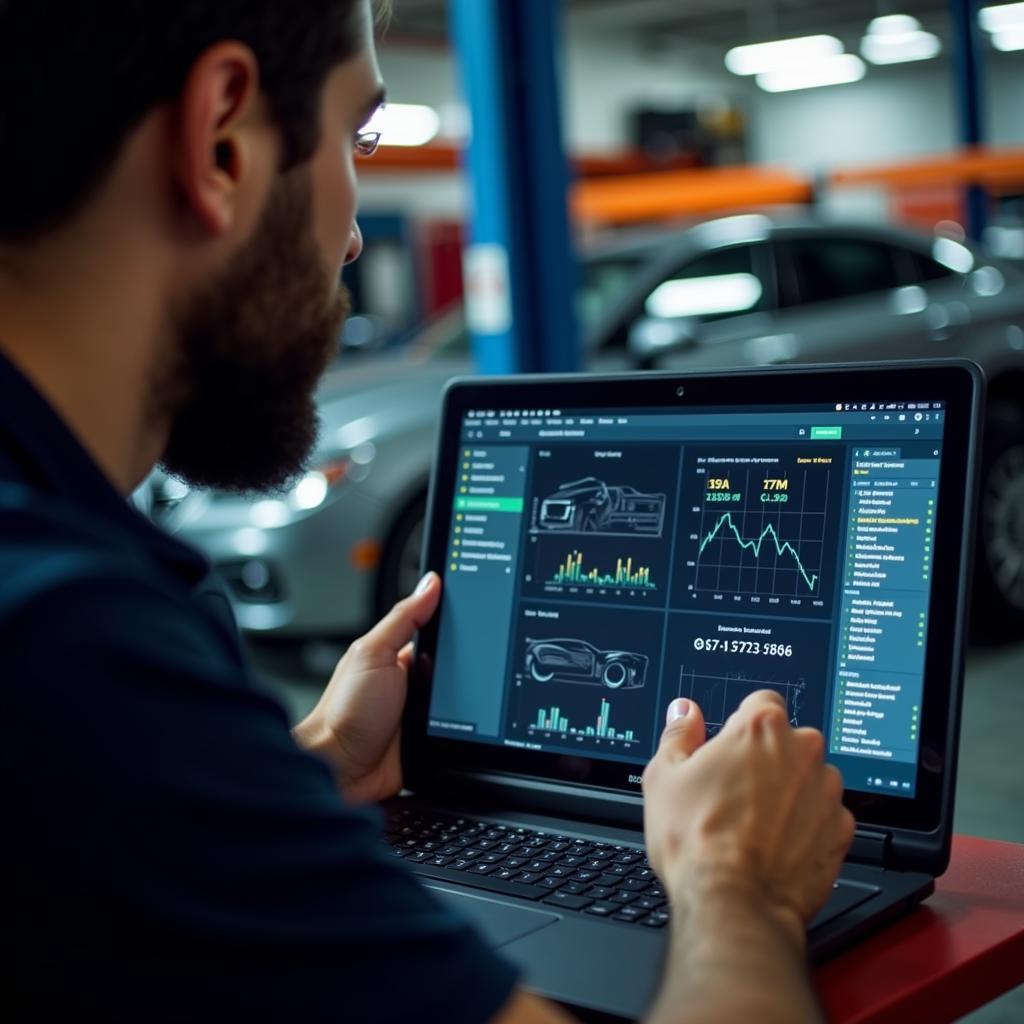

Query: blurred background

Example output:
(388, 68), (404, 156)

(140, 6), (1023, 1014)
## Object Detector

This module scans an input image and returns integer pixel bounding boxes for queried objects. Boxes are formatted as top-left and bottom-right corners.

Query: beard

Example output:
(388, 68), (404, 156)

(157, 167), (349, 493)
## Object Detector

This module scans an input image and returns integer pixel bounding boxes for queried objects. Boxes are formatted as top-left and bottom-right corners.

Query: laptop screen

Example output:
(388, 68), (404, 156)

(427, 399), (947, 800)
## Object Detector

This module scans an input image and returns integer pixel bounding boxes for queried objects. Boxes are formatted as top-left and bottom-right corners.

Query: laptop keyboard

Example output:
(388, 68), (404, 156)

(384, 806), (873, 932)
(385, 807), (670, 927)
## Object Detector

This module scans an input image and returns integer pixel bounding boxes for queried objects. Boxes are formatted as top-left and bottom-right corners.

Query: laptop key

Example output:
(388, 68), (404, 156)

(583, 885), (615, 900)
(543, 891), (593, 911)
(410, 863), (547, 902)
(560, 882), (591, 895)
(595, 873), (625, 888)
(619, 878), (651, 892)
(515, 871), (543, 884)
(569, 870), (600, 883)
(613, 907), (648, 923)
(635, 896), (665, 911)
(584, 901), (619, 917)
(538, 877), (566, 890)
(470, 863), (497, 875)
(640, 912), (670, 928)
(610, 891), (637, 904)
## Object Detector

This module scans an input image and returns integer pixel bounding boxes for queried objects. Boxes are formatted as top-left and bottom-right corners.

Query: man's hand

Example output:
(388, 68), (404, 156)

(643, 690), (855, 944)
(292, 572), (441, 805)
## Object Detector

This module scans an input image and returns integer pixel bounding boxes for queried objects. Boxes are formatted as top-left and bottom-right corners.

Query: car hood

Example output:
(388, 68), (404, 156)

(313, 354), (472, 450)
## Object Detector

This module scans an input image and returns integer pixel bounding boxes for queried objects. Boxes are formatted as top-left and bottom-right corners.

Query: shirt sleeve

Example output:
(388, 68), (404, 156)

(5, 558), (519, 1024)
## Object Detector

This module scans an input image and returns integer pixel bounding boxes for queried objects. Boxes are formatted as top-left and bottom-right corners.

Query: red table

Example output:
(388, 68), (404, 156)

(816, 835), (1024, 1023)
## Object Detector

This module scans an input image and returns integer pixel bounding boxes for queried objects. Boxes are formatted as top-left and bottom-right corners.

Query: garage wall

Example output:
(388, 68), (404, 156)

(750, 54), (1024, 172)
(366, 35), (1024, 217)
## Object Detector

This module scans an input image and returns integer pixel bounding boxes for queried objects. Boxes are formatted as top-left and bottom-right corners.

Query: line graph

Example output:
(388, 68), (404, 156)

(682, 450), (835, 606)
(677, 666), (806, 735)
(699, 514), (819, 591)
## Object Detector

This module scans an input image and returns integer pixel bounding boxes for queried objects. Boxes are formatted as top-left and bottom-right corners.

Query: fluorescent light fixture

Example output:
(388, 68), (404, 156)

(757, 54), (867, 93)
(725, 34), (842, 76)
(645, 273), (763, 319)
(867, 14), (923, 35)
(861, 29), (941, 64)
(992, 24), (1024, 48)
(979, 3), (1024, 32)
(932, 237), (975, 274)
(363, 103), (440, 147)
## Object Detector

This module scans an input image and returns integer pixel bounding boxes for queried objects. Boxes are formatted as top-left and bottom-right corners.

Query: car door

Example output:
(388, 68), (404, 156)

(766, 233), (966, 365)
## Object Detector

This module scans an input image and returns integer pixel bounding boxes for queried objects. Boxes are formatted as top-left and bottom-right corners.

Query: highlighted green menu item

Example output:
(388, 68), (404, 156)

(811, 426), (843, 440)
(456, 496), (524, 513)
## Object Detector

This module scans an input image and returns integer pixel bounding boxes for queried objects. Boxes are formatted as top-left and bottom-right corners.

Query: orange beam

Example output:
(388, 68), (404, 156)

(359, 145), (700, 178)
(830, 147), (1024, 191)
(571, 166), (813, 225)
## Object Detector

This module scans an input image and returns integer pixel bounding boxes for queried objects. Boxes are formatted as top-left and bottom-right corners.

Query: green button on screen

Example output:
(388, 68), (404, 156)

(811, 426), (843, 440)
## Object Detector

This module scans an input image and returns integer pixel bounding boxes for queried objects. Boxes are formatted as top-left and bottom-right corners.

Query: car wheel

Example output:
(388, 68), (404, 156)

(974, 409), (1024, 640)
(377, 494), (427, 617)
(529, 656), (555, 682)
(602, 661), (628, 688)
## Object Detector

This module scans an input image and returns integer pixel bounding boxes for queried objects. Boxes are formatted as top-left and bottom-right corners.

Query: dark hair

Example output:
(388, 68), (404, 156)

(0, 0), (374, 242)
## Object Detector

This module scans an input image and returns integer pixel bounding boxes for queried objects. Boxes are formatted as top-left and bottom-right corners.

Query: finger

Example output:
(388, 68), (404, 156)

(737, 689), (787, 715)
(397, 641), (414, 674)
(656, 698), (707, 763)
(357, 572), (441, 659)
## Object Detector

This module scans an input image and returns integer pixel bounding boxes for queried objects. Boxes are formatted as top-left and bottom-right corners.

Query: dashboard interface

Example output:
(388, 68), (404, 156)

(427, 400), (947, 798)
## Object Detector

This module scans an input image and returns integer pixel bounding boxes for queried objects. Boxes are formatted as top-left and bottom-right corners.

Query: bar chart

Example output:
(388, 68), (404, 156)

(547, 549), (655, 590)
(530, 697), (637, 742)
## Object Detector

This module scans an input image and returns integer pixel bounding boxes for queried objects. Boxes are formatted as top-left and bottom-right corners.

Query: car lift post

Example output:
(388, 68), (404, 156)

(949, 0), (988, 241)
(449, 0), (580, 374)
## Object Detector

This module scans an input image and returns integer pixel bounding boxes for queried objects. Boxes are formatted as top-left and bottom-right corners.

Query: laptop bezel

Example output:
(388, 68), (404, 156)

(403, 361), (983, 872)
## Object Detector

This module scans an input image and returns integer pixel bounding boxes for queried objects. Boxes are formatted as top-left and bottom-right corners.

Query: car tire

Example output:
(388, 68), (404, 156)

(528, 657), (555, 683)
(602, 661), (628, 688)
(376, 493), (427, 618)
(974, 406), (1024, 640)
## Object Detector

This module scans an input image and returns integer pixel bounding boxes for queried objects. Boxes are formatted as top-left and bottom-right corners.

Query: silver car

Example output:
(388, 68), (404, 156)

(150, 215), (1024, 641)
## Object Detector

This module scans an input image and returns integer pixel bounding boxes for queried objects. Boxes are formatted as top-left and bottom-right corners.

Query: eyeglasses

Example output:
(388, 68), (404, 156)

(354, 130), (382, 157)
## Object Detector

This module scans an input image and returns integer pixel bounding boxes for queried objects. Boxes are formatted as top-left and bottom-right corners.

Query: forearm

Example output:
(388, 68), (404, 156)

(646, 885), (823, 1024)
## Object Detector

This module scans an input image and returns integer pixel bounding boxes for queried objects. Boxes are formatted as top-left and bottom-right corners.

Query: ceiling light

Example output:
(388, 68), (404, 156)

(757, 54), (867, 93)
(861, 29), (942, 64)
(363, 103), (440, 147)
(725, 34), (843, 76)
(979, 3), (1024, 32)
(867, 14), (923, 34)
(992, 24), (1024, 48)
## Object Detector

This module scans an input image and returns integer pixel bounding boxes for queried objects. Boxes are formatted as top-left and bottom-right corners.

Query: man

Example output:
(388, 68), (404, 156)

(0, 1), (854, 1020)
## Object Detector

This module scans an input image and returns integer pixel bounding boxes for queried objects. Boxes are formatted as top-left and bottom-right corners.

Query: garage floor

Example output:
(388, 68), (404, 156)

(251, 640), (1024, 1023)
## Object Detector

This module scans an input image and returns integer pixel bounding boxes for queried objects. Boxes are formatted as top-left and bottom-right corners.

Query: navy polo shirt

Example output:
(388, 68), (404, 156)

(0, 352), (517, 1021)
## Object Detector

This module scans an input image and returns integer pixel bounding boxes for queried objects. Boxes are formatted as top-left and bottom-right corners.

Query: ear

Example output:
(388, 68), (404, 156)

(174, 42), (270, 236)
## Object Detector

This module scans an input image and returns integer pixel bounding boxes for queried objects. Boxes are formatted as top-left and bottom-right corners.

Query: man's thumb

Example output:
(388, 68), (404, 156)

(658, 698), (706, 762)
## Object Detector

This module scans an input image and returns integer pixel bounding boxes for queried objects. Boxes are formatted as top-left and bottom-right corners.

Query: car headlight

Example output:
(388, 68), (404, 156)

(289, 458), (352, 511)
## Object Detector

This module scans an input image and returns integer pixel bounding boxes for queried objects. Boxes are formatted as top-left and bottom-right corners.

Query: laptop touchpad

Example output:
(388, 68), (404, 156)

(427, 885), (560, 947)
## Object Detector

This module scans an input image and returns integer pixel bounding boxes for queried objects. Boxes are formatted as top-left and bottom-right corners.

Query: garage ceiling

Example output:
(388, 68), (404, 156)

(387, 0), (952, 51)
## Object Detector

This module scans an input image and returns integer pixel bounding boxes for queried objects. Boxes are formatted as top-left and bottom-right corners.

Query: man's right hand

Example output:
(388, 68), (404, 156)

(642, 691), (855, 944)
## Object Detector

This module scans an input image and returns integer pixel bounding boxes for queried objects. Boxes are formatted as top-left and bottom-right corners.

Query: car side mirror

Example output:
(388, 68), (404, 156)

(627, 316), (698, 370)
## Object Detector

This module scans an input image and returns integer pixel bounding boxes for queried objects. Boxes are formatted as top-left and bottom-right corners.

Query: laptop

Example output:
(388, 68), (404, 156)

(387, 360), (983, 1021)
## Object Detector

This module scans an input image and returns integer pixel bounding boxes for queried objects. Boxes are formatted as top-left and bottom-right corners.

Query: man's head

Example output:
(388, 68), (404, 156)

(0, 0), (386, 491)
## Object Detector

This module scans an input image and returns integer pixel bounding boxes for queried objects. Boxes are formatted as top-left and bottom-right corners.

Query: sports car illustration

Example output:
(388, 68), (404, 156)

(525, 638), (648, 689)
(537, 477), (665, 535)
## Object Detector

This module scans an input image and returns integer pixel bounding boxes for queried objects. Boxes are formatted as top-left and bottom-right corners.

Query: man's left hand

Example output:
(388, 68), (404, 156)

(292, 572), (441, 804)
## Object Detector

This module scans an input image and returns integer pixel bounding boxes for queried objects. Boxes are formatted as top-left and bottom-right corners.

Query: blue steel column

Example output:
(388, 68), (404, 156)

(450, 0), (580, 374)
(949, 0), (988, 240)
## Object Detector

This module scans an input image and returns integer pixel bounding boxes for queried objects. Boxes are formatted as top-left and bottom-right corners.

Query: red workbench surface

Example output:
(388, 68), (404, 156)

(816, 835), (1024, 1023)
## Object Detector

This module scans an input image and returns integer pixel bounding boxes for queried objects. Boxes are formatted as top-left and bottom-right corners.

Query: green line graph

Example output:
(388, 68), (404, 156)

(698, 513), (820, 592)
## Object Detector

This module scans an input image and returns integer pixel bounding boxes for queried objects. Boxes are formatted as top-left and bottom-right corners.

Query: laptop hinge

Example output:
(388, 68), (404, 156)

(849, 828), (891, 867)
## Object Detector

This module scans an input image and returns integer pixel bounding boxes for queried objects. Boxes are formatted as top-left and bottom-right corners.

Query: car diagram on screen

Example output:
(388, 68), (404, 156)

(535, 477), (666, 537)
(525, 637), (648, 689)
